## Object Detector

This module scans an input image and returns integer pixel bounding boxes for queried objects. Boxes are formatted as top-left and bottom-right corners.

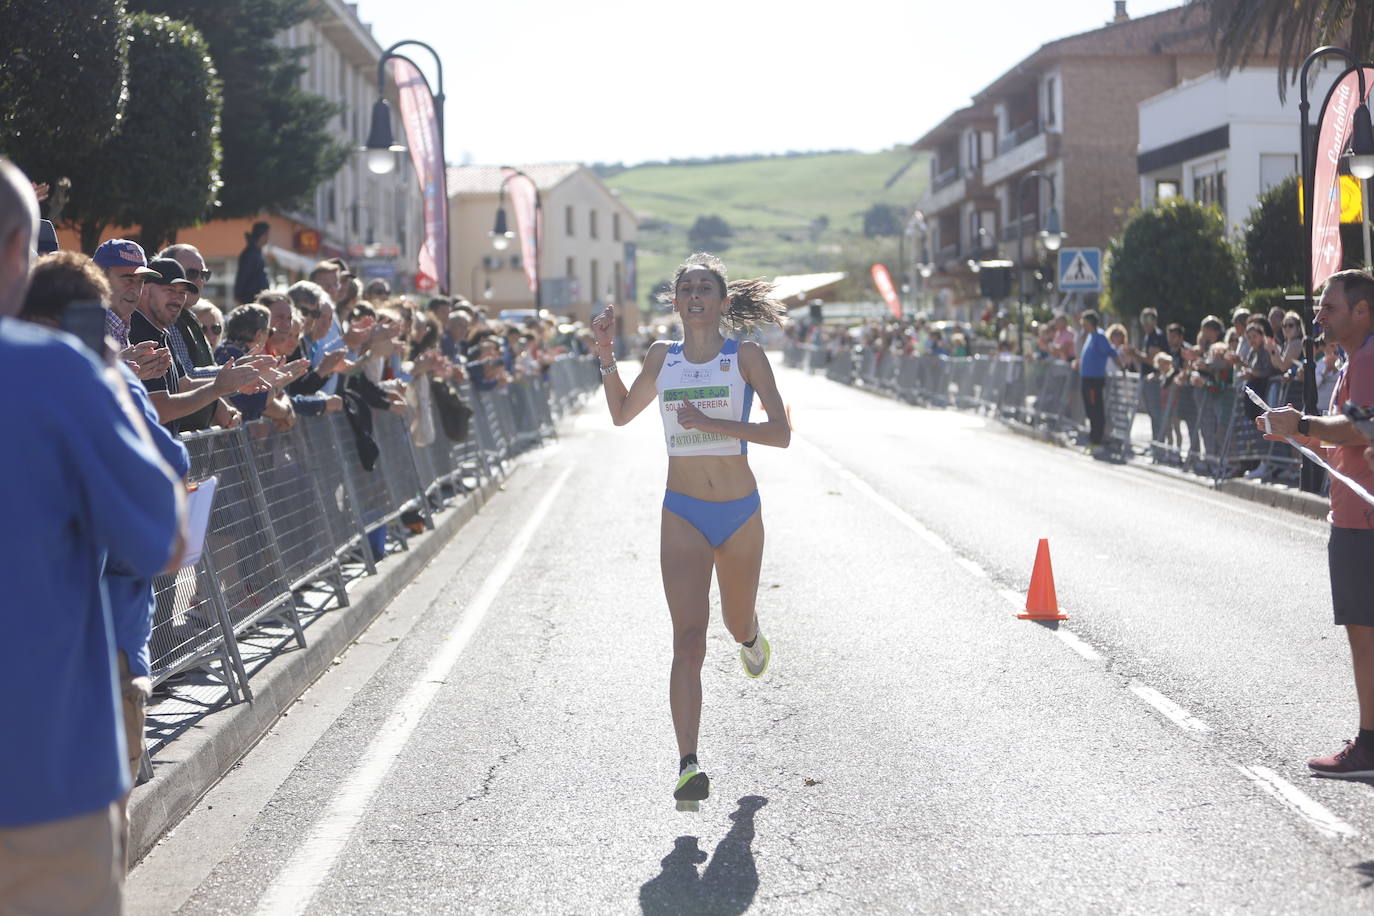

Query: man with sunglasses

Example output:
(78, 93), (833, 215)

(158, 244), (220, 384)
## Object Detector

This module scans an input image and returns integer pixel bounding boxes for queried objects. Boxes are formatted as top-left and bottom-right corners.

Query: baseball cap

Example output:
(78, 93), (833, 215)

(146, 257), (200, 295)
(93, 238), (160, 276)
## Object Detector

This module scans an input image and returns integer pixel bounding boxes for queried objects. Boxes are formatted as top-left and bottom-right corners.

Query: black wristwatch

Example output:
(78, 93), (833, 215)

(1298, 416), (1310, 436)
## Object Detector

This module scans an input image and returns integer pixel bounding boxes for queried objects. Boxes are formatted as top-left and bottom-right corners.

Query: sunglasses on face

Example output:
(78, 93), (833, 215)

(204, 323), (222, 334)
(299, 308), (321, 318)
(184, 268), (213, 282)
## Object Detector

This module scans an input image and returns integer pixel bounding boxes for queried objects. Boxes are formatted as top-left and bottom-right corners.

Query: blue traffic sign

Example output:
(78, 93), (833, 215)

(1058, 248), (1102, 292)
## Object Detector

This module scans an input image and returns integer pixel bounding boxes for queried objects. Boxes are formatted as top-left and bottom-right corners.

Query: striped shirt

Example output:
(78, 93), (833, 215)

(166, 317), (218, 380)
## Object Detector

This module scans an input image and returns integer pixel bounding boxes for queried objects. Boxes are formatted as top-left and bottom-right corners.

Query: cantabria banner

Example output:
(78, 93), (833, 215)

(389, 58), (448, 293)
(503, 168), (541, 295)
(871, 263), (902, 318)
(1312, 68), (1374, 292)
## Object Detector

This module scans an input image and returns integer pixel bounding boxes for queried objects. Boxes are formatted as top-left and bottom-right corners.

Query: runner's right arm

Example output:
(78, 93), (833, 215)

(601, 340), (667, 426)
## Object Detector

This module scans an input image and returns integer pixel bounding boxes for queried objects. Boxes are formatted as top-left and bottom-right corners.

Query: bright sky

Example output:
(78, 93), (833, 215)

(355, 0), (1192, 167)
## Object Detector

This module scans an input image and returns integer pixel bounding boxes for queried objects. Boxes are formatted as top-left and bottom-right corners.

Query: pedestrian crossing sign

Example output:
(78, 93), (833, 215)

(1058, 248), (1102, 292)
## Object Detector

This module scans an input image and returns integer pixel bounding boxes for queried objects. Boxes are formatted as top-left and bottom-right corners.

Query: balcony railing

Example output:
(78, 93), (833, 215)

(998, 212), (1039, 243)
(932, 165), (961, 190)
(997, 120), (1041, 156)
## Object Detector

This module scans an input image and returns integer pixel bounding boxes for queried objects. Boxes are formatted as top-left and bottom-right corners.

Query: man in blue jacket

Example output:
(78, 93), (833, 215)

(1076, 309), (1121, 450)
(0, 159), (185, 912)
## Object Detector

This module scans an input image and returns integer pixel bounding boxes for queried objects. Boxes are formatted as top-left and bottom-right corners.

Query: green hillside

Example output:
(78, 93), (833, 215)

(606, 149), (928, 309)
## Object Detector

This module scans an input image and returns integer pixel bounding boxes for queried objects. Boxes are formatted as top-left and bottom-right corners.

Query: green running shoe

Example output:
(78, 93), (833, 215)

(674, 764), (710, 802)
(740, 634), (770, 678)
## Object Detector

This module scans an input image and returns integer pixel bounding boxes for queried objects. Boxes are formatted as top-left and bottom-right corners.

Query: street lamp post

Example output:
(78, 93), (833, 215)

(491, 169), (542, 310)
(470, 262), (492, 302)
(1297, 46), (1374, 492)
(362, 40), (449, 293)
(1013, 169), (1064, 354)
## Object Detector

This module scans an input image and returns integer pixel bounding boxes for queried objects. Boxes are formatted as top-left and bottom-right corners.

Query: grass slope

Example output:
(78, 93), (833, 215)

(607, 149), (928, 307)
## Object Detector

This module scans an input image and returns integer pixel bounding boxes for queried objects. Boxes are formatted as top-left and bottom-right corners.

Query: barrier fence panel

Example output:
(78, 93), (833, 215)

(246, 420), (347, 604)
(1103, 374), (1139, 454)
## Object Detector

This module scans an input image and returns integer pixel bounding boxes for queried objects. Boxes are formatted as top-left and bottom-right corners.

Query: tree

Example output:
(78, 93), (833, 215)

(0, 0), (129, 189)
(1191, 0), (1374, 100)
(1241, 174), (1367, 291)
(131, 0), (349, 218)
(1105, 198), (1241, 329)
(687, 215), (733, 252)
(64, 14), (222, 253)
(862, 203), (904, 238)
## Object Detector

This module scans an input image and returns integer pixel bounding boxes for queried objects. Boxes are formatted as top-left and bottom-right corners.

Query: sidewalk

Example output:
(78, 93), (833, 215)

(127, 467), (512, 866)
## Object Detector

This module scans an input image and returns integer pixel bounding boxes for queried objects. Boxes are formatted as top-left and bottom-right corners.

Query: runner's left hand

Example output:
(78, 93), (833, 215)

(676, 397), (712, 432)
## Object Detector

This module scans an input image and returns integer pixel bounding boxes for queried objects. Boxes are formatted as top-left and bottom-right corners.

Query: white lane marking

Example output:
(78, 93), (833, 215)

(1128, 681), (1212, 733)
(1054, 629), (1102, 662)
(956, 557), (987, 578)
(253, 468), (574, 916)
(796, 437), (951, 553)
(806, 435), (1106, 666)
(1235, 764), (1359, 839)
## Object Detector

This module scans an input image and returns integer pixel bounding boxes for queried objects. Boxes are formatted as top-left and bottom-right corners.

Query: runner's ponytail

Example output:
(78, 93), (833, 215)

(664, 252), (785, 332)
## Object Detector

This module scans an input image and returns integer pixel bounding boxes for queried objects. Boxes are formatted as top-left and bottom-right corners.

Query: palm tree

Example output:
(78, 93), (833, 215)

(1191, 0), (1374, 99)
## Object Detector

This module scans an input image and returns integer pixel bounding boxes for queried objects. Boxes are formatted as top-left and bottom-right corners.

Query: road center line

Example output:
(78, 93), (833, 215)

(1234, 765), (1358, 839)
(1128, 681), (1211, 733)
(253, 467), (573, 916)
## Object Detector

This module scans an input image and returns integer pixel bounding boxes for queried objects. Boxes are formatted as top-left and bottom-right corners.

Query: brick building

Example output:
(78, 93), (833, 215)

(911, 3), (1226, 320)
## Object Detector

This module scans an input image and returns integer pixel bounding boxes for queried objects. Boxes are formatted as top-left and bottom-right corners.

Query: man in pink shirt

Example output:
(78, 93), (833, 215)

(1260, 269), (1374, 777)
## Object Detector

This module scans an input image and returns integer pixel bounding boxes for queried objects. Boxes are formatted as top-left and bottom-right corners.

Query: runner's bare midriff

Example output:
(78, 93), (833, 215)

(666, 454), (756, 501)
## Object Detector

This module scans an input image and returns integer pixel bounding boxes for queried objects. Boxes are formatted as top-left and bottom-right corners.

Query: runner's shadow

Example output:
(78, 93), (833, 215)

(639, 795), (768, 916)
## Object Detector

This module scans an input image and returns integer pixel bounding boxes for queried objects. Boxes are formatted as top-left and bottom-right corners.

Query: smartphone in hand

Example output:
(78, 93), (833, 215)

(62, 301), (111, 363)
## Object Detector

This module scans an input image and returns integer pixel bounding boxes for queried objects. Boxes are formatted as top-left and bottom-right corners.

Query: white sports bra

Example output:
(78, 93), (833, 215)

(655, 338), (754, 457)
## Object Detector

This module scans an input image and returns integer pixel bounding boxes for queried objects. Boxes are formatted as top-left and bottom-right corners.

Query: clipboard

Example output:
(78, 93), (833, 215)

(181, 475), (219, 569)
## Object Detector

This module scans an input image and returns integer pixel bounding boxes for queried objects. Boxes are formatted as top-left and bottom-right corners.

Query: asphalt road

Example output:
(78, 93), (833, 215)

(129, 361), (1374, 914)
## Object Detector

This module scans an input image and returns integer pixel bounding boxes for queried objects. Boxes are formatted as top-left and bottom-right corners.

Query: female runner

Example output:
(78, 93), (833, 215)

(591, 252), (790, 805)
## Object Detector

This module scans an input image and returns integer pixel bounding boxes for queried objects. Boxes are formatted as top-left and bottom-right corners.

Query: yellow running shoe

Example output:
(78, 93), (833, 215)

(740, 634), (770, 678)
(674, 764), (710, 802)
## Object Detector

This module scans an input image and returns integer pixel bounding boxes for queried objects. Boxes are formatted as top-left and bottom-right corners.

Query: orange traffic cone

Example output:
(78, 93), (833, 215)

(1018, 538), (1068, 620)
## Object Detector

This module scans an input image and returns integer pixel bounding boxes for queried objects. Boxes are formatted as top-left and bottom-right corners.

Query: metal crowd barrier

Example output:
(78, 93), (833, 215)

(791, 343), (1322, 490)
(146, 355), (600, 711)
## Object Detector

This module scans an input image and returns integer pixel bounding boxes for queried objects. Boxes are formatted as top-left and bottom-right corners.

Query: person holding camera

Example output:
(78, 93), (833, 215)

(0, 158), (186, 912)
(1258, 269), (1374, 778)
(593, 252), (789, 807)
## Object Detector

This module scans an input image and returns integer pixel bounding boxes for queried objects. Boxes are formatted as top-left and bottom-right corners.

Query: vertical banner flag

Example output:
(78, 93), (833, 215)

(871, 263), (902, 318)
(389, 58), (448, 293)
(1311, 68), (1374, 292)
(503, 168), (541, 295)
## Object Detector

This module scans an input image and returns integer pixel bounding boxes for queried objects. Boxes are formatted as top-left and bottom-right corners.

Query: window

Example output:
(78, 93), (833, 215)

(590, 260), (600, 302)
(590, 210), (599, 239)
(614, 262), (623, 302)
(613, 213), (621, 242)
(966, 130), (979, 170)
(566, 256), (575, 279)
(1260, 154), (1298, 192)
(325, 182), (336, 223)
(565, 206), (574, 236)
(1192, 161), (1227, 217)
(1156, 180), (1179, 201)
(1044, 76), (1057, 128)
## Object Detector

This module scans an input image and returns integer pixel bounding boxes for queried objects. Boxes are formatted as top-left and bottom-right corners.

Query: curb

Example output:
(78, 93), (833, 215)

(994, 418), (1329, 520)
(126, 468), (510, 866)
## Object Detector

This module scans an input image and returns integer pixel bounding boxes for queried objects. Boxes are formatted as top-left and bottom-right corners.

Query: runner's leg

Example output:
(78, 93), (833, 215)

(715, 509), (764, 643)
(661, 507), (715, 759)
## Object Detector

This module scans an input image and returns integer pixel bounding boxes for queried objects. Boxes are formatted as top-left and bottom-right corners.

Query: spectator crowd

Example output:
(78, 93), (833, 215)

(0, 157), (593, 912)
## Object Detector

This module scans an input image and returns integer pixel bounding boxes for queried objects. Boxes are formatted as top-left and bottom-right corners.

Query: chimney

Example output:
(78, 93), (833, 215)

(1113, 1), (1129, 22)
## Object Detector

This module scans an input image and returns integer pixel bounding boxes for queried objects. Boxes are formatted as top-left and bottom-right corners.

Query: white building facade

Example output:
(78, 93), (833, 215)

(1137, 67), (1340, 230)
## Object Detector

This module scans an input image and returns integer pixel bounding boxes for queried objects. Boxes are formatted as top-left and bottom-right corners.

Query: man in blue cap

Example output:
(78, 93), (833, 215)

(94, 238), (173, 383)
